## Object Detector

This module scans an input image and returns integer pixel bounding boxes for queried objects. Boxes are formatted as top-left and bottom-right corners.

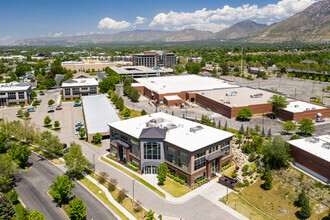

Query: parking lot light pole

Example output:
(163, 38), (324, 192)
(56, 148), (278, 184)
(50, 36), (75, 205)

(132, 179), (135, 205)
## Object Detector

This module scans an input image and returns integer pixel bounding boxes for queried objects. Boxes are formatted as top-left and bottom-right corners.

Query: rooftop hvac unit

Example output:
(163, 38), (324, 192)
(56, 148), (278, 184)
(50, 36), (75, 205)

(312, 107), (316, 110)
(306, 108), (310, 110)
(322, 143), (330, 150)
(190, 125), (204, 133)
(226, 91), (237, 96)
(250, 93), (263, 98)
(294, 105), (299, 108)
(164, 123), (177, 131)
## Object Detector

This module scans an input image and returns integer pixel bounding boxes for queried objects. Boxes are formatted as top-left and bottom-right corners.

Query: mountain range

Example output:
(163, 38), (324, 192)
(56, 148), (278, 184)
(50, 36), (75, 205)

(7, 0), (330, 46)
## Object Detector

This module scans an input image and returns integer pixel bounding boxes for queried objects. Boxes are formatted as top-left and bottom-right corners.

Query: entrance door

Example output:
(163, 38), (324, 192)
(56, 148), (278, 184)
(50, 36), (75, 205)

(144, 166), (158, 174)
(211, 159), (219, 175)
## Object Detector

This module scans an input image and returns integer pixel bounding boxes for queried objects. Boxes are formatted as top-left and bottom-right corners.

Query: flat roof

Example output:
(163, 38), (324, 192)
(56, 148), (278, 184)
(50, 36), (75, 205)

(0, 82), (31, 92)
(134, 75), (238, 94)
(62, 78), (99, 88)
(283, 101), (326, 113)
(110, 66), (173, 75)
(109, 112), (234, 152)
(196, 87), (280, 107)
(82, 95), (120, 135)
(288, 135), (330, 162)
(164, 95), (181, 101)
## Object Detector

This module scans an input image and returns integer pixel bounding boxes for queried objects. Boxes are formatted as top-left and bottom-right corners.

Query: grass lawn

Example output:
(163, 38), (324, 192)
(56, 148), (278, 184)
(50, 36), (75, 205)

(36, 150), (63, 165)
(239, 177), (329, 220)
(101, 156), (165, 198)
(91, 174), (146, 219)
(220, 192), (271, 220)
(62, 204), (70, 217)
(222, 166), (235, 177)
(79, 177), (129, 220)
(159, 177), (191, 197)
(120, 109), (142, 120)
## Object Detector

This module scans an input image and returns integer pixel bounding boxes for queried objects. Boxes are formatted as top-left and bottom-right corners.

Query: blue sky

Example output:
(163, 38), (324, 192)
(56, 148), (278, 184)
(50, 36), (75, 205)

(0, 0), (318, 44)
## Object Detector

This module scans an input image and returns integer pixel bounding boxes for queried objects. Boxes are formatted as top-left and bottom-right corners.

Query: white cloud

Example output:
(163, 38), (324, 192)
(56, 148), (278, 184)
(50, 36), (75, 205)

(149, 0), (316, 31)
(54, 32), (63, 37)
(0, 36), (10, 41)
(134, 16), (147, 25)
(98, 17), (131, 29)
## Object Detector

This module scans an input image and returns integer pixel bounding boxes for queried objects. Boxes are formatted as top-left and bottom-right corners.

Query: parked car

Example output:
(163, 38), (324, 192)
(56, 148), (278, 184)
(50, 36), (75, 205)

(27, 108), (35, 112)
(75, 122), (84, 127)
(76, 126), (84, 131)
(49, 105), (56, 109)
(40, 93), (45, 96)
(73, 103), (81, 107)
(56, 106), (63, 110)
(47, 109), (55, 113)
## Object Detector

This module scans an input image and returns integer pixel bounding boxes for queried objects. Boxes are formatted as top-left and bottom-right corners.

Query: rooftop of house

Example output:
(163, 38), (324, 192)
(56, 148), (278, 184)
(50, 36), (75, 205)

(134, 75), (238, 94)
(109, 112), (234, 152)
(61, 78), (99, 88)
(282, 100), (326, 113)
(288, 135), (330, 162)
(194, 87), (279, 108)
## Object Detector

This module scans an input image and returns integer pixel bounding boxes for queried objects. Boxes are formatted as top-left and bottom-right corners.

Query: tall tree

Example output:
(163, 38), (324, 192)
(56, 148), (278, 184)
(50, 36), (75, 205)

(262, 136), (292, 169)
(63, 143), (91, 178)
(0, 195), (15, 220)
(8, 144), (31, 168)
(50, 175), (75, 205)
(268, 95), (288, 117)
(99, 77), (115, 93)
(282, 121), (297, 134)
(69, 198), (86, 220)
(298, 118), (316, 136)
(0, 154), (17, 191)
(39, 131), (63, 157)
(28, 210), (46, 220)
(157, 163), (168, 185)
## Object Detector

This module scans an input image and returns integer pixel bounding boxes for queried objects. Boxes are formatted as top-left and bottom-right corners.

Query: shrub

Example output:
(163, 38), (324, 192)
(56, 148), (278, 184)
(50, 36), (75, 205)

(98, 172), (109, 184)
(221, 163), (232, 171)
(167, 173), (174, 179)
(232, 172), (238, 178)
(238, 182), (244, 188)
(108, 178), (118, 192)
(243, 179), (250, 187)
(117, 189), (127, 203)
(126, 163), (138, 172)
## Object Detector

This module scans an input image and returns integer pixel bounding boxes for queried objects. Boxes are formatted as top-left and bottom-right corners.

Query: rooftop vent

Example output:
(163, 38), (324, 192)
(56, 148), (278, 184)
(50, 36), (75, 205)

(226, 91), (237, 96)
(294, 105), (299, 108)
(306, 137), (319, 143)
(306, 108), (310, 110)
(250, 93), (263, 98)
(322, 143), (330, 150)
(164, 123), (177, 131)
(190, 125), (204, 133)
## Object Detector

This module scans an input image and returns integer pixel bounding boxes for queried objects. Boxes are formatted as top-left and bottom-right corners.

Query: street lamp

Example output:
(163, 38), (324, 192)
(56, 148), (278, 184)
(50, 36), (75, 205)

(93, 154), (96, 177)
(132, 179), (135, 205)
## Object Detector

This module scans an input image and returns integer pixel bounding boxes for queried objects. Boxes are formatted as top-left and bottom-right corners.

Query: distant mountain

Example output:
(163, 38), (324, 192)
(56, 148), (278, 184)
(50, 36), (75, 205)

(7, 29), (213, 46)
(212, 20), (268, 40)
(252, 0), (330, 42)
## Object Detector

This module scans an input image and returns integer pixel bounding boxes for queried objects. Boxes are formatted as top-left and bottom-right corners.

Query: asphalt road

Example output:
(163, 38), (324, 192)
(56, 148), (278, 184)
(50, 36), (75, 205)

(15, 153), (117, 220)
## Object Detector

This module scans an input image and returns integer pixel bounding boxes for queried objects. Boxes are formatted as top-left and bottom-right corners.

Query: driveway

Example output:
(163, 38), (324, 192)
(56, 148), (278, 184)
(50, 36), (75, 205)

(15, 153), (117, 220)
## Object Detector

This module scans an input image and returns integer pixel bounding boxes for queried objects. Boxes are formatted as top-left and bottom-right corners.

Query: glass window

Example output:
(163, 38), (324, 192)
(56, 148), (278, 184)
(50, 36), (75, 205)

(90, 87), (97, 94)
(130, 145), (139, 157)
(8, 92), (16, 100)
(178, 151), (188, 171)
(166, 146), (176, 164)
(72, 88), (80, 95)
(194, 151), (206, 171)
(120, 134), (128, 142)
(130, 139), (138, 146)
(18, 92), (25, 99)
(194, 172), (205, 183)
(209, 145), (218, 154)
(81, 87), (88, 90)
(144, 142), (161, 160)
(220, 141), (230, 157)
(65, 88), (71, 95)
(0, 93), (5, 96)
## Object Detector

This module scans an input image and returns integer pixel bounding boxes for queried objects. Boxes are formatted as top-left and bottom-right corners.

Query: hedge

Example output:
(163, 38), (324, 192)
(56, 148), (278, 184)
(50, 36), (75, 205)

(221, 163), (232, 171)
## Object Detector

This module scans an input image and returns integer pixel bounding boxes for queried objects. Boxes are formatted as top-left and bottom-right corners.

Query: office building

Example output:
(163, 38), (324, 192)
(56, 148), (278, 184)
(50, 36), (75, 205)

(133, 51), (176, 67)
(0, 82), (32, 106)
(61, 78), (99, 100)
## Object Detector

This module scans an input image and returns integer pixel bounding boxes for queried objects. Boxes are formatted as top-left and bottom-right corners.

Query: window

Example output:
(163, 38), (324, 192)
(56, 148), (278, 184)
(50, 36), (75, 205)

(194, 151), (206, 171)
(143, 142), (161, 160)
(72, 88), (80, 95)
(18, 92), (25, 99)
(0, 93), (5, 96)
(220, 141), (230, 157)
(65, 88), (71, 95)
(90, 87), (97, 94)
(111, 130), (119, 140)
(81, 87), (88, 90)
(8, 92), (16, 100)
(130, 145), (139, 157)
(166, 146), (176, 164)
(178, 173), (187, 183)
(209, 145), (218, 154)
(130, 139), (138, 147)
(120, 134), (128, 142)
(178, 151), (188, 171)
(111, 147), (118, 156)
(194, 172), (205, 183)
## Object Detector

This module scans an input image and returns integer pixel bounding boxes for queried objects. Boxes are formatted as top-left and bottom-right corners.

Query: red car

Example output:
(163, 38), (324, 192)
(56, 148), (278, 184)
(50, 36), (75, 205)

(56, 106), (63, 110)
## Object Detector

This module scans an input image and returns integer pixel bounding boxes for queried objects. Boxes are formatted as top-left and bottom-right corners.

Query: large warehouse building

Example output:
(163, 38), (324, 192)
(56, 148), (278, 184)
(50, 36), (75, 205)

(133, 75), (238, 104)
(82, 95), (120, 142)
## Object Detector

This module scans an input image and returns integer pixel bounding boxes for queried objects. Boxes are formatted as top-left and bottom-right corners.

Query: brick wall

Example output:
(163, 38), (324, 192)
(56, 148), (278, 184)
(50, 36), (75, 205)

(164, 98), (182, 106)
(278, 105), (330, 122)
(290, 144), (330, 180)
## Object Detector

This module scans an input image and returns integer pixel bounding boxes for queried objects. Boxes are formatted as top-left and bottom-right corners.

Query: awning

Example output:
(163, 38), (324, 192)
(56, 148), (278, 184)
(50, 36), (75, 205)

(116, 139), (129, 148)
(206, 151), (224, 161)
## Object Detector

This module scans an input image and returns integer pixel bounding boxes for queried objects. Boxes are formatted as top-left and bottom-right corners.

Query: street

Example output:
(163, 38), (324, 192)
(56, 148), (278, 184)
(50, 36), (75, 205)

(15, 153), (117, 220)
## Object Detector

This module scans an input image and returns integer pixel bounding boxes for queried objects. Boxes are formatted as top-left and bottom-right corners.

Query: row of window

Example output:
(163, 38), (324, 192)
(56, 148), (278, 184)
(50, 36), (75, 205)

(64, 87), (97, 96)
(143, 142), (161, 160)
(7, 92), (25, 100)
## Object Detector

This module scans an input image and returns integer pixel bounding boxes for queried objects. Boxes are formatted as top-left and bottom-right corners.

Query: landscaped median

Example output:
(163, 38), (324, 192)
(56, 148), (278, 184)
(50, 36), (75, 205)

(101, 156), (166, 198)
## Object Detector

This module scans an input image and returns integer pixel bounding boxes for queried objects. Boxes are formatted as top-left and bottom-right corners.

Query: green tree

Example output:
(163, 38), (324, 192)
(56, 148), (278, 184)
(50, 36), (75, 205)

(99, 77), (116, 93)
(54, 120), (60, 129)
(48, 99), (55, 106)
(268, 95), (288, 117)
(44, 116), (51, 126)
(298, 118), (316, 136)
(146, 210), (155, 220)
(0, 154), (17, 191)
(69, 198), (86, 220)
(262, 169), (273, 190)
(239, 124), (244, 134)
(8, 144), (31, 168)
(200, 115), (213, 126)
(220, 63), (230, 75)
(39, 131), (64, 157)
(223, 120), (228, 131)
(158, 163), (168, 185)
(267, 128), (272, 138)
(28, 210), (46, 220)
(130, 88), (140, 102)
(63, 143), (91, 178)
(115, 97), (124, 112)
(123, 108), (131, 117)
(185, 63), (201, 74)
(298, 192), (311, 219)
(297, 190), (308, 207)
(236, 108), (253, 120)
(20, 103), (25, 108)
(262, 136), (292, 169)
(17, 109), (23, 116)
(0, 195), (15, 220)
(93, 132), (102, 144)
(141, 109), (147, 116)
(78, 128), (85, 139)
(50, 175), (75, 205)
(282, 121), (297, 134)
(74, 98), (80, 104)
(254, 125), (260, 134)
(107, 89), (113, 97)
(24, 111), (30, 119)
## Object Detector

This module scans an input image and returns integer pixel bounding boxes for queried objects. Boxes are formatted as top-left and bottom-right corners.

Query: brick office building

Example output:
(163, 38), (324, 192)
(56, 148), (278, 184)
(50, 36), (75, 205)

(288, 135), (330, 183)
(278, 100), (330, 122)
(108, 112), (234, 185)
(0, 82), (32, 106)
